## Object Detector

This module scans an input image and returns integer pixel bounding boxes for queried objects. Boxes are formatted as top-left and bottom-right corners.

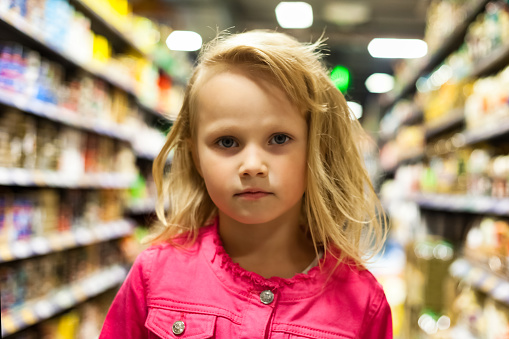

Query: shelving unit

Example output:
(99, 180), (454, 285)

(463, 118), (509, 145)
(0, 168), (135, 188)
(0, 219), (133, 264)
(68, 0), (145, 56)
(382, 0), (491, 111)
(0, 13), (135, 97)
(382, 44), (509, 151)
(450, 257), (509, 305)
(414, 193), (509, 216)
(0, 91), (134, 142)
(0, 1), (182, 336)
(1, 265), (127, 337)
(424, 108), (464, 140)
(0, 7), (173, 122)
(379, 1), (509, 337)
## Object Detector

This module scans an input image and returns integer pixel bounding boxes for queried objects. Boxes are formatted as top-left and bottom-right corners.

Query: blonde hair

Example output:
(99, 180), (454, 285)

(150, 30), (387, 267)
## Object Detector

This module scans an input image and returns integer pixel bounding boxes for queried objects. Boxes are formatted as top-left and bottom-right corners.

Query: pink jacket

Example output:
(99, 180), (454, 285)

(100, 221), (392, 338)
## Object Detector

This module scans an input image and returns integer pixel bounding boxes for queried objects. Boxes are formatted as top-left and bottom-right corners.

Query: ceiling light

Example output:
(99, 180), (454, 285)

(367, 38), (427, 58)
(365, 73), (394, 93)
(347, 101), (363, 119)
(323, 2), (370, 26)
(275, 2), (313, 29)
(166, 31), (202, 51)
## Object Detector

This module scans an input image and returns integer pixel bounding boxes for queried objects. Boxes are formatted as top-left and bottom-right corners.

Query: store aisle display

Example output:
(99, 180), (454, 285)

(378, 0), (509, 337)
(0, 0), (185, 336)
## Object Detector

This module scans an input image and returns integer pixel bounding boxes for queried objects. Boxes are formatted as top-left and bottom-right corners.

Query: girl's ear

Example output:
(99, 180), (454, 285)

(188, 138), (203, 177)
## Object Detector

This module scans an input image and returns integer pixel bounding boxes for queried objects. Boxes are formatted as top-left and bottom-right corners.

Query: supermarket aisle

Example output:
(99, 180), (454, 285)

(377, 0), (509, 338)
(1, 0), (509, 338)
(0, 0), (182, 337)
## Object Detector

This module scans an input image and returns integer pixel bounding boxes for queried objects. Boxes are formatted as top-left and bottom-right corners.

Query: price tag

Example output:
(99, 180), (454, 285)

(0, 167), (9, 185)
(75, 227), (93, 245)
(479, 274), (500, 293)
(1, 313), (18, 336)
(32, 170), (45, 186)
(19, 307), (38, 325)
(466, 267), (486, 286)
(82, 277), (98, 296)
(34, 300), (54, 319)
(46, 172), (59, 187)
(12, 93), (28, 110)
(61, 232), (75, 248)
(493, 282), (509, 302)
(28, 99), (44, 114)
(103, 225), (114, 239)
(48, 234), (64, 251)
(97, 226), (108, 240)
(11, 168), (31, 186)
(30, 237), (50, 255)
(54, 289), (74, 308)
(71, 285), (86, 302)
(11, 241), (32, 259)
(0, 245), (14, 262)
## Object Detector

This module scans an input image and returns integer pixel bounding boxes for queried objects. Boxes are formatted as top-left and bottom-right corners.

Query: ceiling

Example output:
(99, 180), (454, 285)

(132, 0), (429, 109)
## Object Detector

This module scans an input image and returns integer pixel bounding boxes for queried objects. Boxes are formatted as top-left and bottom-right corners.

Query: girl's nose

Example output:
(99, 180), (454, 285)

(239, 146), (268, 177)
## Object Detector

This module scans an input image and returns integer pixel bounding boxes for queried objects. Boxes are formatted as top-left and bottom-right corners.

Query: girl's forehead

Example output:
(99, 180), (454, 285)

(194, 65), (304, 110)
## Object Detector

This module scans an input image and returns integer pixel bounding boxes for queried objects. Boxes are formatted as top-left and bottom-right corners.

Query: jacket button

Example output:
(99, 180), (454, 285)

(260, 290), (274, 304)
(172, 320), (185, 335)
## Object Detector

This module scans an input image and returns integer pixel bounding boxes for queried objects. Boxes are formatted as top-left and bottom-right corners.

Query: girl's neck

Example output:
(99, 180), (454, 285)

(218, 210), (316, 279)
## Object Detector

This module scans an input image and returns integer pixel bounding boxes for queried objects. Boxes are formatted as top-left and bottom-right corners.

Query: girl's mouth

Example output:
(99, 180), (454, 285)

(235, 190), (272, 200)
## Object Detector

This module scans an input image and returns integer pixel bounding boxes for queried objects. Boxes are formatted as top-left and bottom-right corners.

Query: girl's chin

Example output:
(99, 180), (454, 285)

(219, 211), (279, 225)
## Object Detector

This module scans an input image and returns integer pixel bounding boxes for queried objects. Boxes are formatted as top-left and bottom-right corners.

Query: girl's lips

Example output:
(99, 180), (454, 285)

(235, 192), (272, 200)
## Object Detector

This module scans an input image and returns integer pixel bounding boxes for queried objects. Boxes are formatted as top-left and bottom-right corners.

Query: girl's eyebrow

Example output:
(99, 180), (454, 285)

(202, 123), (242, 134)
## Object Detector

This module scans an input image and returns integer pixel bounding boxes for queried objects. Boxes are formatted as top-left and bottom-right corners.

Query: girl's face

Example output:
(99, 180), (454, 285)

(192, 68), (308, 225)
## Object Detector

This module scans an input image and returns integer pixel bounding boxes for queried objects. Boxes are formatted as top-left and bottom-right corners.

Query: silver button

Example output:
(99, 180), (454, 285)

(172, 320), (185, 335)
(260, 290), (274, 304)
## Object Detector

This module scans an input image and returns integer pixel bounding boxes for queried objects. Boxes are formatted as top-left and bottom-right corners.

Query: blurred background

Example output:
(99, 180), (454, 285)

(1, 0), (509, 338)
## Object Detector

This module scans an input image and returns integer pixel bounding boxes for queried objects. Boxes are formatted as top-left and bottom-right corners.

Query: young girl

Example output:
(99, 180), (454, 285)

(100, 30), (392, 338)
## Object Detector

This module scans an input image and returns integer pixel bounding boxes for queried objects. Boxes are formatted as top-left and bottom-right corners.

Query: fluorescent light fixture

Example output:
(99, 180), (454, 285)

(275, 2), (313, 29)
(166, 31), (202, 51)
(367, 38), (427, 58)
(365, 73), (394, 93)
(347, 101), (363, 119)
(323, 2), (370, 26)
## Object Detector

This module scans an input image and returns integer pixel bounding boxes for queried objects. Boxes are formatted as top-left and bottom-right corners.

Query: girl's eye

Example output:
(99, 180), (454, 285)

(270, 134), (290, 145)
(217, 137), (238, 148)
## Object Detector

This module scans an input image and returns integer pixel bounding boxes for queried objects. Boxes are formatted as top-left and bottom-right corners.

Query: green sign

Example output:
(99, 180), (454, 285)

(331, 66), (350, 92)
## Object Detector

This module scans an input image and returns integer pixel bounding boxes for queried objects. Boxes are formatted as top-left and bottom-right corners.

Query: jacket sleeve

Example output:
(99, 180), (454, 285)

(99, 250), (152, 339)
(360, 291), (393, 338)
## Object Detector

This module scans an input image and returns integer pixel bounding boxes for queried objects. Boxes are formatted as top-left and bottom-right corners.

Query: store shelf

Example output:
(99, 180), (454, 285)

(0, 8), (170, 120)
(382, 0), (490, 111)
(470, 43), (509, 79)
(0, 219), (134, 264)
(126, 198), (171, 215)
(425, 108), (465, 140)
(450, 257), (509, 306)
(463, 118), (509, 145)
(0, 167), (136, 188)
(1, 264), (127, 337)
(399, 150), (426, 166)
(69, 0), (144, 56)
(126, 199), (157, 215)
(401, 109), (424, 127)
(0, 11), (136, 95)
(414, 193), (509, 216)
(136, 100), (172, 121)
(0, 90), (134, 142)
(67, 0), (183, 88)
(134, 150), (158, 161)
